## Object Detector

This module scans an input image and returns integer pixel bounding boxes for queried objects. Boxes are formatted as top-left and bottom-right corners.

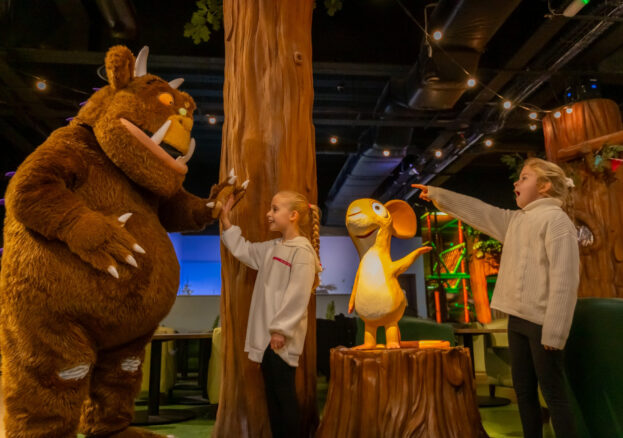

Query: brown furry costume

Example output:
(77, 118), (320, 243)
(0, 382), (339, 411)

(0, 46), (245, 437)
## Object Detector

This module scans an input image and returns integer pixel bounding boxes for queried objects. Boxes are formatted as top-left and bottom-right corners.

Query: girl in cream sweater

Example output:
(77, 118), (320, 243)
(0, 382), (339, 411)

(220, 190), (321, 438)
(415, 158), (579, 438)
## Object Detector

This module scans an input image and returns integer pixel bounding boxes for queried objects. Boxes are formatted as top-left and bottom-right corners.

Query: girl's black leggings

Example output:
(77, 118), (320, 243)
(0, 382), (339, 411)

(261, 346), (300, 438)
(508, 315), (578, 438)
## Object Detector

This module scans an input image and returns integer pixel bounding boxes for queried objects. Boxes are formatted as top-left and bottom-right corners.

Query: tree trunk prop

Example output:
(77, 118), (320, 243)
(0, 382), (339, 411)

(543, 99), (623, 299)
(213, 1), (318, 437)
(316, 347), (488, 438)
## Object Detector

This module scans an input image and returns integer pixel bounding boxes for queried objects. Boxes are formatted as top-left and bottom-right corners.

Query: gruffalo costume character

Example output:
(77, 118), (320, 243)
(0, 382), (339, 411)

(0, 46), (246, 437)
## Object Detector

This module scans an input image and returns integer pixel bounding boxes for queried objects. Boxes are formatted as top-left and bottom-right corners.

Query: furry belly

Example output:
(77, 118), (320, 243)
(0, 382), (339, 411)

(0, 217), (180, 347)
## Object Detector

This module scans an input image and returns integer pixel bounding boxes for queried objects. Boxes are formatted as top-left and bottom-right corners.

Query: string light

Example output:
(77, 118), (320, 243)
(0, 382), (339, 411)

(383, 149), (391, 157)
(330, 136), (338, 145)
(554, 111), (562, 119)
(432, 30), (443, 41)
(35, 80), (47, 91)
(484, 139), (493, 147)
(529, 112), (538, 120)
(529, 124), (538, 131)
(207, 115), (217, 125)
(566, 107), (573, 114)
(466, 78), (476, 88)
(503, 100), (512, 110)
(434, 149), (443, 158)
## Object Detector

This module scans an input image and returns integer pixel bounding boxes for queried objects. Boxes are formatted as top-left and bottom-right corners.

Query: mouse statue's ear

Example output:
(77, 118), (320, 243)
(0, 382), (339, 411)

(384, 200), (417, 239)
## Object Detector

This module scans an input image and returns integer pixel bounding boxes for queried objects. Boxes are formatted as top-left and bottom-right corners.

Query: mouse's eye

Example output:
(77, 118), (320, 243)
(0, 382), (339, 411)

(372, 202), (387, 218)
(158, 92), (175, 106)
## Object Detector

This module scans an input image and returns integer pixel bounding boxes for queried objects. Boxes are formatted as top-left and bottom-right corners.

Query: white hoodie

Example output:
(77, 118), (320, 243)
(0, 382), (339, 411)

(221, 225), (321, 366)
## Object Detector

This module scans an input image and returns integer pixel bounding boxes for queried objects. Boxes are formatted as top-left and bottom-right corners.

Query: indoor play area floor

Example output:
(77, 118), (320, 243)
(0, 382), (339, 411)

(0, 377), (555, 437)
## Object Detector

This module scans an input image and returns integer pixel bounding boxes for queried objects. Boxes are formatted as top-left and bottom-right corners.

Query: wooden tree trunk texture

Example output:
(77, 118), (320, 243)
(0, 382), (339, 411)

(213, 1), (318, 437)
(562, 160), (623, 298)
(316, 347), (488, 438)
(543, 99), (623, 162)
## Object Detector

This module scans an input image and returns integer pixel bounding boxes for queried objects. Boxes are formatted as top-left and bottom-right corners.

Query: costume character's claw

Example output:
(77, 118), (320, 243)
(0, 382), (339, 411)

(132, 244), (146, 254)
(108, 266), (119, 279)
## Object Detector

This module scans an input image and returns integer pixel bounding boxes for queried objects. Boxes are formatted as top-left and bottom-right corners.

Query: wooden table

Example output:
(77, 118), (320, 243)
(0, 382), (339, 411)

(132, 332), (213, 425)
(454, 327), (511, 408)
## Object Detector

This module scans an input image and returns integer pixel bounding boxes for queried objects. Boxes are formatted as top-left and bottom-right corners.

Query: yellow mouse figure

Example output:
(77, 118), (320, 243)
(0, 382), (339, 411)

(346, 198), (432, 349)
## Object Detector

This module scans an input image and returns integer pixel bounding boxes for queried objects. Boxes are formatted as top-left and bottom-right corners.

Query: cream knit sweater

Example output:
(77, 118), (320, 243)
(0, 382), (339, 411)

(428, 187), (580, 349)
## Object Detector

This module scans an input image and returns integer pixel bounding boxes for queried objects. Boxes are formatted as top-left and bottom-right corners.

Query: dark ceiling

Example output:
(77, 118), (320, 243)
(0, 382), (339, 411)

(2, 0), (623, 233)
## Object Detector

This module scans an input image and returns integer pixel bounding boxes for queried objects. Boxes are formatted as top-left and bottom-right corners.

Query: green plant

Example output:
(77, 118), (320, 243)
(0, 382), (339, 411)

(473, 239), (502, 259)
(325, 300), (335, 320)
(500, 153), (525, 181)
(592, 144), (623, 173)
(184, 0), (345, 44)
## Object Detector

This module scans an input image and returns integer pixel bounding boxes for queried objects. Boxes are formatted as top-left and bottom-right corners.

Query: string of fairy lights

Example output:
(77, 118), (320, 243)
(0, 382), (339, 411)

(393, 0), (586, 152)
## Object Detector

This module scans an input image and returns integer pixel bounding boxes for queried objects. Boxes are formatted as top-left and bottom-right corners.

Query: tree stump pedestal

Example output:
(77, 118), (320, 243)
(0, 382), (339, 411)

(316, 346), (488, 438)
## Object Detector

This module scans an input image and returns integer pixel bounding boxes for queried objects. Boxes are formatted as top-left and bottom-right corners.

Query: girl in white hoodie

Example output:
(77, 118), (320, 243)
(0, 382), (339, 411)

(220, 190), (321, 438)
(415, 158), (579, 438)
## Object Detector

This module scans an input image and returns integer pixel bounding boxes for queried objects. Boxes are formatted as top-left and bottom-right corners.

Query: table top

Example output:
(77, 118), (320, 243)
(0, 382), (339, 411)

(454, 328), (507, 334)
(151, 332), (213, 341)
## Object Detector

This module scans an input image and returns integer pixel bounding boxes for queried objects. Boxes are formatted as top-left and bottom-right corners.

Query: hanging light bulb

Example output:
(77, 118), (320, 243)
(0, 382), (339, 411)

(566, 107), (573, 114)
(207, 115), (217, 125)
(434, 149), (443, 158)
(466, 78), (476, 88)
(503, 100), (512, 110)
(529, 124), (538, 131)
(35, 80), (47, 91)
(382, 149), (390, 157)
(484, 139), (493, 147)
(329, 136), (338, 145)
(432, 30), (443, 41)
(529, 112), (538, 120)
(554, 111), (562, 119)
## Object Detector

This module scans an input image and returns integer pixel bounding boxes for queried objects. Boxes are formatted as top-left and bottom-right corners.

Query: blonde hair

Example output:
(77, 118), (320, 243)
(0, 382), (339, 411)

(276, 190), (321, 288)
(523, 158), (574, 210)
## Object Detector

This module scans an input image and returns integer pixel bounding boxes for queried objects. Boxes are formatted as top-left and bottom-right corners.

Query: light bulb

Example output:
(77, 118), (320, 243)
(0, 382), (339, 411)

(434, 149), (443, 158)
(484, 139), (493, 147)
(382, 149), (390, 157)
(207, 115), (217, 125)
(467, 78), (476, 88)
(529, 124), (538, 131)
(329, 136), (338, 145)
(503, 100), (512, 110)
(566, 107), (573, 114)
(554, 111), (562, 119)
(35, 80), (47, 91)
(529, 112), (538, 120)
(432, 31), (443, 41)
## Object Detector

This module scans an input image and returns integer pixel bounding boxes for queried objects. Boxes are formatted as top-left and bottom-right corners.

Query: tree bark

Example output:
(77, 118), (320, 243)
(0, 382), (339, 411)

(213, 1), (318, 437)
(316, 347), (488, 438)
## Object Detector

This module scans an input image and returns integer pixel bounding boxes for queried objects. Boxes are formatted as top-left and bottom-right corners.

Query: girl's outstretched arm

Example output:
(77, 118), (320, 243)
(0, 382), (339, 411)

(413, 184), (516, 243)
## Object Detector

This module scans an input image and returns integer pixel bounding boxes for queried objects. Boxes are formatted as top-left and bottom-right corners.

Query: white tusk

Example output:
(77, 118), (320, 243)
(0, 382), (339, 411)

(229, 168), (235, 177)
(206, 202), (215, 208)
(241, 179), (249, 189)
(118, 212), (133, 225)
(132, 243), (146, 254)
(228, 175), (237, 185)
(176, 138), (195, 164)
(169, 78), (184, 89)
(125, 255), (138, 268)
(134, 46), (149, 77)
(150, 120), (172, 145)
(107, 266), (119, 279)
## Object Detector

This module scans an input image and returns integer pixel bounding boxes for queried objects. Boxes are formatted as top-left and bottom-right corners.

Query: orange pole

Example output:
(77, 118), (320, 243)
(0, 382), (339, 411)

(457, 220), (470, 323)
(434, 290), (441, 323)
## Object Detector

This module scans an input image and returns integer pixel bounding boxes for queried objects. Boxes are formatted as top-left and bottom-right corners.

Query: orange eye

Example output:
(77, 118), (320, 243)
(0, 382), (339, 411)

(158, 92), (174, 106)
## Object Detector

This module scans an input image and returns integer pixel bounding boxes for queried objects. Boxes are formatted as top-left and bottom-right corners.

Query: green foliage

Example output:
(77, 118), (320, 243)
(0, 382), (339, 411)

(185, 0), (344, 44)
(325, 300), (336, 321)
(500, 153), (525, 181)
(473, 239), (502, 259)
(592, 144), (623, 173)
(184, 0), (223, 45)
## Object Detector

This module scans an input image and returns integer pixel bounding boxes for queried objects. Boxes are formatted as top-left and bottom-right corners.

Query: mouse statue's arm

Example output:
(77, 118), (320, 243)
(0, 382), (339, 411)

(158, 169), (248, 232)
(391, 246), (433, 277)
